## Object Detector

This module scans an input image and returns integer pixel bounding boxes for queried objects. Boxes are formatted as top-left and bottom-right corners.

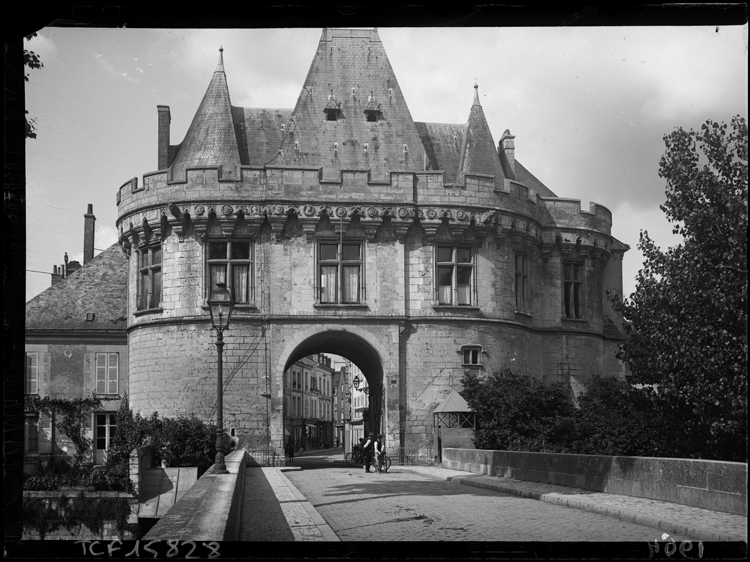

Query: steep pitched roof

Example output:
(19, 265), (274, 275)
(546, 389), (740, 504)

(457, 84), (505, 184)
(231, 107), (293, 167)
(170, 48), (241, 179)
(514, 160), (557, 197)
(25, 243), (128, 332)
(269, 28), (427, 179)
(414, 122), (466, 185)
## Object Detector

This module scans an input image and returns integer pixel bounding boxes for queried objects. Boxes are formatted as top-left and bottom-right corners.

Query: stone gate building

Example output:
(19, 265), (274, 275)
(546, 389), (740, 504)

(115, 28), (628, 459)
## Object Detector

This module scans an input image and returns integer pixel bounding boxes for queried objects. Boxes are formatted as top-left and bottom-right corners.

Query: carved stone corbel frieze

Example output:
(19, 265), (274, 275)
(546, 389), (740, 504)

(268, 215), (287, 241)
(392, 219), (412, 242)
(168, 203), (187, 241)
(359, 218), (380, 240)
(193, 222), (208, 243)
(539, 243), (555, 263)
(118, 229), (132, 257)
(317, 205), (332, 218)
(141, 217), (154, 245)
(299, 217), (318, 242)
(128, 222), (141, 249)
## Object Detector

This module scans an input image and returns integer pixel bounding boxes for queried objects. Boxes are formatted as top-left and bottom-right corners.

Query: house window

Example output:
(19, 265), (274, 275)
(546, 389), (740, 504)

(563, 262), (584, 319)
(436, 246), (474, 305)
(25, 413), (39, 453)
(94, 412), (117, 465)
(207, 240), (253, 305)
(95, 353), (118, 395)
(138, 244), (162, 310)
(25, 352), (38, 395)
(318, 241), (363, 304)
(515, 254), (530, 312)
(461, 346), (482, 366)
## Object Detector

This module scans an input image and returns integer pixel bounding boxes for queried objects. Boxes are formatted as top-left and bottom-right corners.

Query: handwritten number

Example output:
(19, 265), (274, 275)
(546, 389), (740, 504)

(124, 540), (140, 557)
(144, 540), (159, 558)
(203, 542), (221, 559)
(184, 541), (198, 559)
(166, 540), (179, 557)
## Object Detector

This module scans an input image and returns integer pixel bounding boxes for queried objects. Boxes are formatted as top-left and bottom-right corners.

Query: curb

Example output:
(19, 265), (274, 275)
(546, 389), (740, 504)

(271, 468), (340, 541)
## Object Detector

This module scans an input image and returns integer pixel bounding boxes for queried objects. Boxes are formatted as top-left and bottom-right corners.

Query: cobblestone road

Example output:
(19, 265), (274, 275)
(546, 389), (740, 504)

(285, 456), (698, 542)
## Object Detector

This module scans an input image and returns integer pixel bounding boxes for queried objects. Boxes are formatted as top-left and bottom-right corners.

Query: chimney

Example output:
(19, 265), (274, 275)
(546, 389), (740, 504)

(51, 265), (63, 286)
(498, 129), (516, 180)
(84, 204), (96, 264)
(158, 105), (171, 170)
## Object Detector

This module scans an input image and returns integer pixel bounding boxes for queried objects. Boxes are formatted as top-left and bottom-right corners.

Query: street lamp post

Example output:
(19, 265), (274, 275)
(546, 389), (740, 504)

(208, 282), (234, 475)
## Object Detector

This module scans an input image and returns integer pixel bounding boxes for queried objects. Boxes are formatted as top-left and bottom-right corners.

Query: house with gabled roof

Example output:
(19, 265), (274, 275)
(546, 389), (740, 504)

(24, 205), (129, 470)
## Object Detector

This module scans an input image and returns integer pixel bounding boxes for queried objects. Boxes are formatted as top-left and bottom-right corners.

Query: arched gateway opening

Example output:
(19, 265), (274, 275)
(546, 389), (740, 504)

(276, 328), (387, 458)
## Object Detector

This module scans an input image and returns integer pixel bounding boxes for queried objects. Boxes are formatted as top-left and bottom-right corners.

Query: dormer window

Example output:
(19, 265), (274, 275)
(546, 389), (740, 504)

(364, 92), (381, 122)
(324, 91), (342, 121)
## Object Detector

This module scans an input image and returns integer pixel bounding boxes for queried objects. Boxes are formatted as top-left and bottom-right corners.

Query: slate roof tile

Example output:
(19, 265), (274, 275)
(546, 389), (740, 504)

(25, 243), (128, 332)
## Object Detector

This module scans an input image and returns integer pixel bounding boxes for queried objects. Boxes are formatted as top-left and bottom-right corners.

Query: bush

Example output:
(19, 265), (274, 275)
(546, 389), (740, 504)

(460, 368), (577, 452)
(460, 368), (686, 458)
(106, 395), (236, 479)
(570, 376), (665, 457)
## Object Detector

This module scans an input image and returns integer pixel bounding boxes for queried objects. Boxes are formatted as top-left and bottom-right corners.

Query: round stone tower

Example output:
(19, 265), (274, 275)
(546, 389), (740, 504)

(116, 28), (628, 456)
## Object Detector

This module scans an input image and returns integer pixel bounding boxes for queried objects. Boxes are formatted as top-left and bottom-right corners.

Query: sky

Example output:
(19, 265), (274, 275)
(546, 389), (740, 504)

(24, 25), (748, 303)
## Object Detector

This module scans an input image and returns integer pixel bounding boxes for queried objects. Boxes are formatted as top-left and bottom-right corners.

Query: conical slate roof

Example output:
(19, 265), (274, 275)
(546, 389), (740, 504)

(270, 28), (427, 179)
(457, 84), (505, 184)
(25, 243), (128, 332)
(170, 48), (241, 180)
(165, 30), (555, 196)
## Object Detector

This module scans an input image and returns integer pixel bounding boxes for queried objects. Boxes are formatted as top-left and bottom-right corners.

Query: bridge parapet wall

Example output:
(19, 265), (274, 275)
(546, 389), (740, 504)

(143, 449), (247, 541)
(442, 448), (747, 516)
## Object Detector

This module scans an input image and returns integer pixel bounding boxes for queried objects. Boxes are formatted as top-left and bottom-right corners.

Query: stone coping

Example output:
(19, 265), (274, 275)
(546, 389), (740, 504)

(143, 449), (247, 541)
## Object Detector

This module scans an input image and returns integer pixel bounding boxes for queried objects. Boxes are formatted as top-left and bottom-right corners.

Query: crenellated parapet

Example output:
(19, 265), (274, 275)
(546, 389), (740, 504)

(117, 165), (616, 263)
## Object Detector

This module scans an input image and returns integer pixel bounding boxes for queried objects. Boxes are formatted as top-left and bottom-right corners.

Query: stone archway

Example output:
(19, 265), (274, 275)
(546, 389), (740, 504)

(273, 325), (393, 455)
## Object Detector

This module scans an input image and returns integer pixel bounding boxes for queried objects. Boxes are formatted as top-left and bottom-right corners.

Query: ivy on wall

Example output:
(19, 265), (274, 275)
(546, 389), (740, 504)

(25, 395), (102, 465)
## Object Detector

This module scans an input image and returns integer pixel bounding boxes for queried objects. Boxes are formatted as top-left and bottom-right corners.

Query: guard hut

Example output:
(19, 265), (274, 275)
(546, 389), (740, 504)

(433, 390), (477, 463)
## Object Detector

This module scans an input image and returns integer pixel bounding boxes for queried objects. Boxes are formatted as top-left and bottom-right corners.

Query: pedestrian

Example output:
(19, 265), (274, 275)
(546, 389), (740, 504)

(374, 434), (385, 473)
(287, 441), (294, 463)
(362, 432), (376, 473)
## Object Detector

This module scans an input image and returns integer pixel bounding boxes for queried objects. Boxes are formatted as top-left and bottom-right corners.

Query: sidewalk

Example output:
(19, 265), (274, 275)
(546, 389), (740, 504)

(396, 465), (748, 543)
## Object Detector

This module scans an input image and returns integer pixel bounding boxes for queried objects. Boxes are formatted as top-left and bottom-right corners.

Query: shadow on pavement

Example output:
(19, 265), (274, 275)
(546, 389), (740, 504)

(239, 467), (296, 541)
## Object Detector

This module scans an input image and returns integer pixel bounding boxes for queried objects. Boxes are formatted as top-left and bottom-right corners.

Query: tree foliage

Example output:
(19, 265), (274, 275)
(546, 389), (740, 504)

(611, 116), (748, 462)
(461, 370), (676, 458)
(460, 369), (577, 452)
(24, 33), (44, 139)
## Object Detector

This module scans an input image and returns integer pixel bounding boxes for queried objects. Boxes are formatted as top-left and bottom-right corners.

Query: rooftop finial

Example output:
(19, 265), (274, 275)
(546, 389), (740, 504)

(473, 81), (480, 106)
(216, 46), (225, 72)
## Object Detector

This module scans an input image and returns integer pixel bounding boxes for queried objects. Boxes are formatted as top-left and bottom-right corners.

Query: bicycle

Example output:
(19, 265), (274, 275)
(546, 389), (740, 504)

(375, 451), (392, 473)
(344, 447), (363, 465)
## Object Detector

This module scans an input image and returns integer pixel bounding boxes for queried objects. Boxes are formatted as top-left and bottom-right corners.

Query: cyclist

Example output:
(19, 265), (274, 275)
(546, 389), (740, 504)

(362, 432), (376, 473)
(373, 434), (385, 473)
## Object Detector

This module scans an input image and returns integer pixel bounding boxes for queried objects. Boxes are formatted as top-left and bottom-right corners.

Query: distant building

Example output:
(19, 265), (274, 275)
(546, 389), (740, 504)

(24, 205), (129, 471)
(283, 354), (333, 451)
(115, 28), (629, 461)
